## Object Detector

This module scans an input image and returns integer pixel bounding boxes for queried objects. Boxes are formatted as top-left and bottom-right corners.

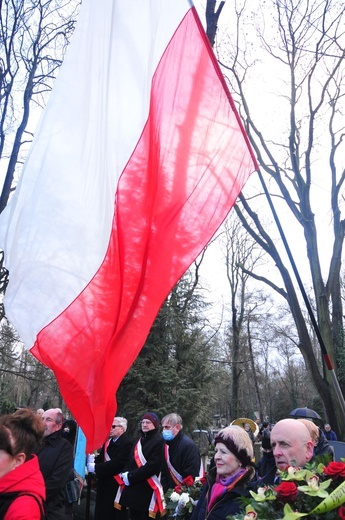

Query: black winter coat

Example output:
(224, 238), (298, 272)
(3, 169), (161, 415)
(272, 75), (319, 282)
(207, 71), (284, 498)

(314, 428), (334, 461)
(37, 430), (74, 520)
(120, 428), (165, 513)
(190, 466), (254, 520)
(94, 433), (133, 520)
(161, 430), (201, 491)
(256, 451), (276, 485)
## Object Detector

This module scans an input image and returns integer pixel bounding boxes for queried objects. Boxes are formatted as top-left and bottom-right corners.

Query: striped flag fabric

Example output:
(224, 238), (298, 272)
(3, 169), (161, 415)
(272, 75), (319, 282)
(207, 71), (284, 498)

(0, 0), (258, 451)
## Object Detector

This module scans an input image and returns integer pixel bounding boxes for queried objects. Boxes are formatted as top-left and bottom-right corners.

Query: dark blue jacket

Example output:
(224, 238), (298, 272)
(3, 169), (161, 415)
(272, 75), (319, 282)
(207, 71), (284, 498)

(162, 430), (201, 491)
(324, 429), (337, 441)
(314, 429), (334, 460)
(190, 466), (254, 520)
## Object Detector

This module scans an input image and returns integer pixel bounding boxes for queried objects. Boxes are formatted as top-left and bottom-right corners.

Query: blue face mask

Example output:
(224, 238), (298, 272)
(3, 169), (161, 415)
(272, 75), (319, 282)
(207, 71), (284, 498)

(162, 429), (175, 441)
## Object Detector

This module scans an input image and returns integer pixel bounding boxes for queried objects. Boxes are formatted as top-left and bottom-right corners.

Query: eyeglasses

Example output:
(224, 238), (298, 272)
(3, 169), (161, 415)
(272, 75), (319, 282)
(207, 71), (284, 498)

(111, 424), (121, 428)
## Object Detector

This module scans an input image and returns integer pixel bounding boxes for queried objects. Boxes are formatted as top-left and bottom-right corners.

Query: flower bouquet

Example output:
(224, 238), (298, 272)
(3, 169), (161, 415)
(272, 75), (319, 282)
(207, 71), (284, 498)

(227, 460), (345, 520)
(165, 475), (206, 519)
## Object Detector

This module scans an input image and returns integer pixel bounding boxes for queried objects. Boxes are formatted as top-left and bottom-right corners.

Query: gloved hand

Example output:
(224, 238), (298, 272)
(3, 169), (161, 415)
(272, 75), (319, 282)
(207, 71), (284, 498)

(121, 472), (130, 486)
(87, 461), (95, 473)
(87, 454), (95, 473)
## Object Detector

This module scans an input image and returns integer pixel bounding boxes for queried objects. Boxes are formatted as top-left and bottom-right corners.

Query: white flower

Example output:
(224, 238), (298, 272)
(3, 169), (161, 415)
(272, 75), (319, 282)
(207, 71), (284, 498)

(244, 511), (257, 520)
(169, 492), (180, 502)
(307, 475), (320, 491)
(287, 466), (301, 476)
(179, 493), (190, 506)
(257, 487), (267, 497)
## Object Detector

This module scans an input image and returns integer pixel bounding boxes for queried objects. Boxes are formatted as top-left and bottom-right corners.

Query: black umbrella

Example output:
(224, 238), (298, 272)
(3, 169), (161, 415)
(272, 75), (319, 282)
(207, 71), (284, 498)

(289, 407), (321, 420)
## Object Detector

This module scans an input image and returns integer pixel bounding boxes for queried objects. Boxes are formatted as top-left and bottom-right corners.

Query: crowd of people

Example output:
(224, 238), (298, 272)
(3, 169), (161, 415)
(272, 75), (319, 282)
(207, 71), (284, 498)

(88, 412), (203, 520)
(0, 405), (339, 520)
(0, 407), (75, 520)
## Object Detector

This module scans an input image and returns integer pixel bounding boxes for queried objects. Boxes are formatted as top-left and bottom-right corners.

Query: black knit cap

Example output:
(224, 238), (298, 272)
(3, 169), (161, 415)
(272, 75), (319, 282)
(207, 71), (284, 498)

(142, 412), (159, 429)
(214, 433), (252, 467)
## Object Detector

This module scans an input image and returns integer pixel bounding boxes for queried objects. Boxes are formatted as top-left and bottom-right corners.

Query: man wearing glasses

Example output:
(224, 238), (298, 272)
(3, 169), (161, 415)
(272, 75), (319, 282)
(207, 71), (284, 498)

(92, 417), (132, 520)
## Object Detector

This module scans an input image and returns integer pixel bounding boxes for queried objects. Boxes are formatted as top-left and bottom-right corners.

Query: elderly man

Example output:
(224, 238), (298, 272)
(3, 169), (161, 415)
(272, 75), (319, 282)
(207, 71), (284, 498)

(161, 413), (201, 491)
(37, 408), (74, 520)
(91, 417), (132, 520)
(324, 423), (338, 441)
(270, 418), (314, 470)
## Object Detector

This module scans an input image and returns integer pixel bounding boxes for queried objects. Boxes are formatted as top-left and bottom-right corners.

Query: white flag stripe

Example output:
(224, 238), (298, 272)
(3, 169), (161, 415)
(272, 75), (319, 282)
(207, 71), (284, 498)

(0, 0), (190, 347)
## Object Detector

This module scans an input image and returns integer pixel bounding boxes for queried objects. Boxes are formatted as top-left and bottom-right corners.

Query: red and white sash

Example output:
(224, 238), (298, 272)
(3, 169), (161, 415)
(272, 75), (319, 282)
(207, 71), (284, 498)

(115, 439), (166, 518)
(164, 444), (205, 487)
(164, 444), (183, 486)
(102, 439), (124, 510)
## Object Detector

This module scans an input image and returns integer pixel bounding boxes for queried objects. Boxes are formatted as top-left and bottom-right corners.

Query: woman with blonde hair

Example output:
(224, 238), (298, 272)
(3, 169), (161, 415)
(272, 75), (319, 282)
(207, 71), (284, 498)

(298, 418), (334, 461)
(0, 408), (45, 519)
(191, 425), (255, 520)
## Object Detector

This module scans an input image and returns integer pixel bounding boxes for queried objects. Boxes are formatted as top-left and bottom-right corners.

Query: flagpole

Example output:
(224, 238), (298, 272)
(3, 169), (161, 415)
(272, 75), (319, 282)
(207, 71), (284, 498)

(256, 168), (345, 420)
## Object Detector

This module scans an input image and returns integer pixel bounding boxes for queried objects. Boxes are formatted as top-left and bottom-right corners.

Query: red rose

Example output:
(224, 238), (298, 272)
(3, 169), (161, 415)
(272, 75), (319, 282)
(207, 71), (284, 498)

(200, 477), (207, 485)
(182, 476), (194, 487)
(324, 462), (345, 479)
(338, 506), (345, 520)
(274, 481), (299, 502)
(174, 485), (182, 493)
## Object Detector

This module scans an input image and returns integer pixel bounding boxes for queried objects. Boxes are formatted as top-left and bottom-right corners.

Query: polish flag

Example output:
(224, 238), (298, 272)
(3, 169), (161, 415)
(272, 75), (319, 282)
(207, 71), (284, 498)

(0, 0), (258, 451)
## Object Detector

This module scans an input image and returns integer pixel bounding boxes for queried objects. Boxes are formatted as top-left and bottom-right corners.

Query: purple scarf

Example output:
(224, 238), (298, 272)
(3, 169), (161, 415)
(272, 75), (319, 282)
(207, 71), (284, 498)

(207, 468), (247, 512)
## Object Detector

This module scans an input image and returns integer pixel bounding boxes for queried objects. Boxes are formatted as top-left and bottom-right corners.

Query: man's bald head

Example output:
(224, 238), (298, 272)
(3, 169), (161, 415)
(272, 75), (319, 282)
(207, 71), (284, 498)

(270, 418), (314, 470)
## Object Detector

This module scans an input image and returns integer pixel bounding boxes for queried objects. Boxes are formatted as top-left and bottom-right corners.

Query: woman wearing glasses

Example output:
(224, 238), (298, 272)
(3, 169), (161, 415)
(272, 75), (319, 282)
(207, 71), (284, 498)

(0, 407), (45, 519)
(117, 412), (165, 520)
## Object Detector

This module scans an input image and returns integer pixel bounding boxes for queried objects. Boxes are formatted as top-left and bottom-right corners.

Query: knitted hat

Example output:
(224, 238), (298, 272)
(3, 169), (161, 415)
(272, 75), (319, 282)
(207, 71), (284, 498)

(142, 412), (159, 429)
(214, 433), (252, 467)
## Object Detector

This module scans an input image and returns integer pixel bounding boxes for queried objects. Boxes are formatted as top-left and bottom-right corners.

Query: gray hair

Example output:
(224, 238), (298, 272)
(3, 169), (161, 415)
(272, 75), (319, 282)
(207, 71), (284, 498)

(162, 413), (183, 428)
(115, 417), (127, 431)
(54, 409), (64, 425)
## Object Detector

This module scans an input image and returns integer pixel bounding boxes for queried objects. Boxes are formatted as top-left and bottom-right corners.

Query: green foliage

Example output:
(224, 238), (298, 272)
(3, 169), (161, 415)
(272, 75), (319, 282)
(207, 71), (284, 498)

(117, 269), (217, 437)
(165, 478), (205, 519)
(0, 320), (64, 413)
(0, 396), (16, 414)
(228, 460), (345, 520)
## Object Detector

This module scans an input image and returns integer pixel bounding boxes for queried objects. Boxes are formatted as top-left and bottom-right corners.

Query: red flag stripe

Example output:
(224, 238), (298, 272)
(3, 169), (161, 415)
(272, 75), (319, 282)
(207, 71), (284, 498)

(1, 2), (257, 451)
(31, 7), (256, 451)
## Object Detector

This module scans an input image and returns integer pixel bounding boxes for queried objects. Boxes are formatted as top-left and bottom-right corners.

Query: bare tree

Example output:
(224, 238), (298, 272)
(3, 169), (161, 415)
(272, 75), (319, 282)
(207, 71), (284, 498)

(0, 321), (61, 411)
(221, 215), (268, 418)
(0, 0), (79, 411)
(208, 0), (345, 435)
(205, 0), (226, 48)
(0, 0), (79, 212)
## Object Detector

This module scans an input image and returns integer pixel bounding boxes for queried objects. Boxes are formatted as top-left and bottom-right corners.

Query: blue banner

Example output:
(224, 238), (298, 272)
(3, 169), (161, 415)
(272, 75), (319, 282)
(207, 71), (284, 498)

(74, 427), (87, 478)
